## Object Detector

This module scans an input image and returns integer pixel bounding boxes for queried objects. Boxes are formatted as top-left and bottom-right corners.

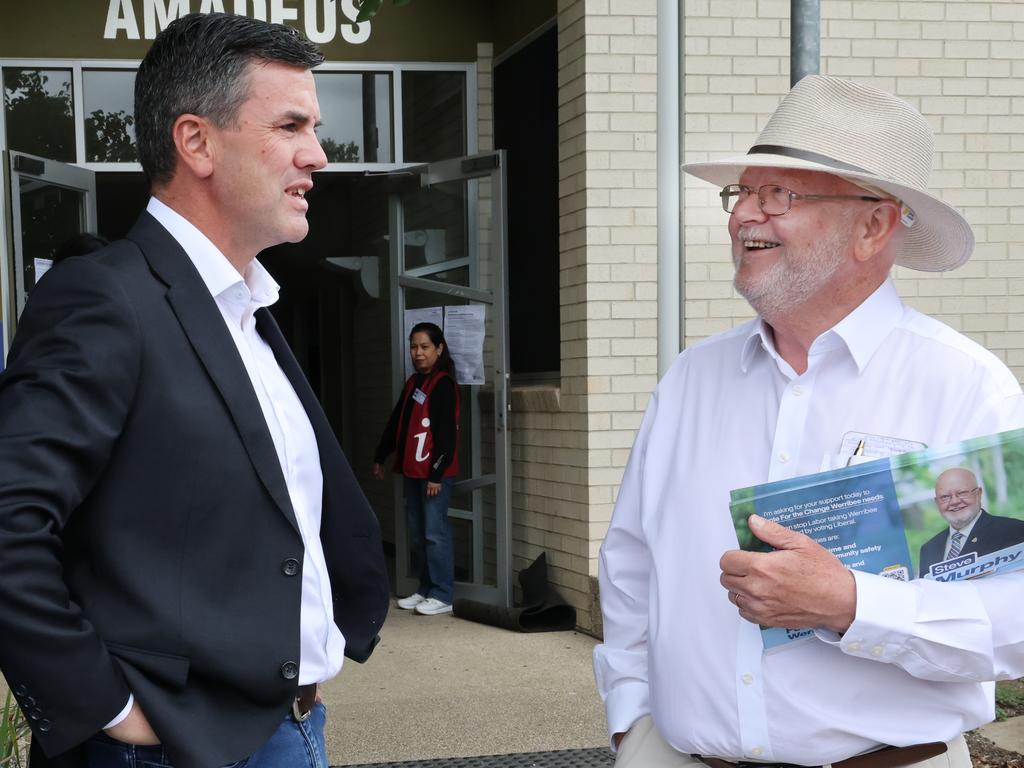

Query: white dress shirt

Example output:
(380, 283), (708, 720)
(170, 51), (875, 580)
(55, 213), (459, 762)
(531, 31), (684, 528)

(146, 197), (345, 686)
(595, 278), (1024, 765)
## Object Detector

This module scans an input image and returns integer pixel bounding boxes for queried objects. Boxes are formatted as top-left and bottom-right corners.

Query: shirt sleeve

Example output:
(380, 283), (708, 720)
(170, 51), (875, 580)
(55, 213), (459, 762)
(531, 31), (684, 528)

(817, 569), (1024, 682)
(374, 390), (405, 464)
(592, 390), (659, 748)
(426, 376), (456, 482)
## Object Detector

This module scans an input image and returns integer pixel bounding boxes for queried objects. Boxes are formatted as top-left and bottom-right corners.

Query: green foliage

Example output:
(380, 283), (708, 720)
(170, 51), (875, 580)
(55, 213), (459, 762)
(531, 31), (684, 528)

(354, 0), (414, 25)
(2, 69), (75, 161)
(994, 671), (1024, 721)
(321, 137), (360, 163)
(0, 690), (29, 768)
(85, 109), (137, 162)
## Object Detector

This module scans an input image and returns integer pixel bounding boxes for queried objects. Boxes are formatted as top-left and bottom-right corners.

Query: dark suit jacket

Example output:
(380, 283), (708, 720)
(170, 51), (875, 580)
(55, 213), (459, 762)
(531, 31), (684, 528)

(918, 509), (1024, 577)
(0, 213), (389, 768)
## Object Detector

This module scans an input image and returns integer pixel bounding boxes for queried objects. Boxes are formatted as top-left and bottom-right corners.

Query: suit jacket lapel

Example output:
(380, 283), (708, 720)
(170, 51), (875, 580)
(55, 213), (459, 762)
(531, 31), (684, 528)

(127, 213), (300, 534)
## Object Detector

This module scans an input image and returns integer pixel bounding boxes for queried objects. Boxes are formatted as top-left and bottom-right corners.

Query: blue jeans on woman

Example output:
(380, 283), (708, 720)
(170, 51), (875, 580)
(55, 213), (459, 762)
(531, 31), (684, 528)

(83, 703), (328, 768)
(404, 476), (454, 603)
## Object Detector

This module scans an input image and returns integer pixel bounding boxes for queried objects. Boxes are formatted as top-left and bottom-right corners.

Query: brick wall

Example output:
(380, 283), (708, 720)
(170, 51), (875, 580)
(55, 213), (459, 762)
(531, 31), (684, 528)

(682, 0), (1024, 376)
(504, 0), (659, 632)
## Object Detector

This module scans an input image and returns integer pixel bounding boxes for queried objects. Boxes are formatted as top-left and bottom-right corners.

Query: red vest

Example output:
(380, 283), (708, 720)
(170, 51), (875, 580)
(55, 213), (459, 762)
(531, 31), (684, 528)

(395, 370), (460, 479)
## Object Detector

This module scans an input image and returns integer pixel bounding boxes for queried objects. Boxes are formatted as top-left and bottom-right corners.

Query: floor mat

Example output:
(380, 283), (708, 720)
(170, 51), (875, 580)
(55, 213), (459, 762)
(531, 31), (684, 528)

(339, 747), (614, 768)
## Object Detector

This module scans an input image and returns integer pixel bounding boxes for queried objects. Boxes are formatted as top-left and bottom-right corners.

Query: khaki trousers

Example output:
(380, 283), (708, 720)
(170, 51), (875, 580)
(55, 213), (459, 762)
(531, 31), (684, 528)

(614, 716), (971, 768)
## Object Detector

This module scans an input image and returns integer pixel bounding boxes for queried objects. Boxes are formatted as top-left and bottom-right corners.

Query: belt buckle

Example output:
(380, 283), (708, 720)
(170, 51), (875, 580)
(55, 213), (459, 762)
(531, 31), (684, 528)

(292, 697), (312, 723)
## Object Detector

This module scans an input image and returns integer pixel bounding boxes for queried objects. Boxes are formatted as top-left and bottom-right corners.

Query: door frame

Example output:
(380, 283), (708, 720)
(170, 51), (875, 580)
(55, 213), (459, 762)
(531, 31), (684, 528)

(389, 150), (512, 607)
(8, 150), (97, 318)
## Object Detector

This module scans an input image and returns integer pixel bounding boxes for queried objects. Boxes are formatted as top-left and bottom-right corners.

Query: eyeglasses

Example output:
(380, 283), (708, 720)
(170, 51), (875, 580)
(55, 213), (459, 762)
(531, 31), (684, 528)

(720, 184), (883, 215)
(936, 487), (980, 505)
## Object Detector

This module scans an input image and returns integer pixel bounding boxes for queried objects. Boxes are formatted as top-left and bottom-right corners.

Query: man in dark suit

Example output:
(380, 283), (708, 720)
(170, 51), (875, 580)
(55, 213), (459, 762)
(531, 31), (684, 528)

(0, 13), (389, 768)
(918, 467), (1024, 577)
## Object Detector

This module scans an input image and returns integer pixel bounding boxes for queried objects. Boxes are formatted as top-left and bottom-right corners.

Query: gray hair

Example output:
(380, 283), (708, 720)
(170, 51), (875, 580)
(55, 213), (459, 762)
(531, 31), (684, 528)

(134, 12), (323, 187)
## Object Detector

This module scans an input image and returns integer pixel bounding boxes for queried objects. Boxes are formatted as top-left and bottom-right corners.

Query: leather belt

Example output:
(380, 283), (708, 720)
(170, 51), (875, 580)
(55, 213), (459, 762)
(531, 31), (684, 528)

(698, 742), (947, 768)
(292, 684), (317, 723)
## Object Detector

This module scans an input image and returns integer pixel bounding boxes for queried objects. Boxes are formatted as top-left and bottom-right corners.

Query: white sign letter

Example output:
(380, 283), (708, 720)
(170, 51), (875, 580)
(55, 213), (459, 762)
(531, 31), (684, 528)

(304, 0), (336, 44)
(270, 0), (298, 24)
(144, 0), (190, 39)
(233, 0), (267, 19)
(199, 0), (226, 11)
(340, 0), (370, 44)
(105, 0), (141, 39)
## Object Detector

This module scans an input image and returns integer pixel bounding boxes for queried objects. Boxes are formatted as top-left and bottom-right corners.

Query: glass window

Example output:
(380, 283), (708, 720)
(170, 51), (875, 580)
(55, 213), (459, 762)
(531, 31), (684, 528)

(314, 72), (393, 163)
(2, 68), (75, 162)
(402, 70), (466, 163)
(83, 70), (137, 163)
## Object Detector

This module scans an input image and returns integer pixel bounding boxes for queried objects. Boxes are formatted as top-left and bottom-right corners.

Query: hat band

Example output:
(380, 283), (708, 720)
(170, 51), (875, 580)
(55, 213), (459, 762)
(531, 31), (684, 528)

(748, 144), (872, 176)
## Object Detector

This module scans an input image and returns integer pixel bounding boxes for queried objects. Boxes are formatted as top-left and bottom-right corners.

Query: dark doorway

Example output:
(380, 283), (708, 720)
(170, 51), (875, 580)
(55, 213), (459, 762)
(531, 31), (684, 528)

(494, 25), (559, 378)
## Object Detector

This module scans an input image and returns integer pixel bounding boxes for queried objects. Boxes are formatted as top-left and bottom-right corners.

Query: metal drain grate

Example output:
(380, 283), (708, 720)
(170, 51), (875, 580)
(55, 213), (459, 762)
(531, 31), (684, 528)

(338, 747), (614, 768)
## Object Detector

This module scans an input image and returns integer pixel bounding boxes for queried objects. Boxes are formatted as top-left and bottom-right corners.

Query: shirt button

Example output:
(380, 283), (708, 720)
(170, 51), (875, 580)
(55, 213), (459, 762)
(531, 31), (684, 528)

(282, 558), (300, 577)
(750, 747), (764, 757)
(871, 645), (884, 658)
(280, 661), (299, 680)
(741, 673), (754, 685)
(778, 451), (790, 463)
(847, 641), (862, 652)
(792, 385), (804, 396)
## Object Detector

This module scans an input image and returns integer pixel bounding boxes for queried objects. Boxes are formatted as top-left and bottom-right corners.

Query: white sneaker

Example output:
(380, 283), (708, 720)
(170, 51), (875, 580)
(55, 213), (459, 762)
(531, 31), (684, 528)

(414, 597), (453, 615)
(397, 593), (426, 610)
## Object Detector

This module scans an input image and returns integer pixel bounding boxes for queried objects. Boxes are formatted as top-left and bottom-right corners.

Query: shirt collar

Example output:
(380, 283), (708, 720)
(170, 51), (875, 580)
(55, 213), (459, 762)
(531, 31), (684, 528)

(739, 277), (904, 375)
(146, 196), (279, 307)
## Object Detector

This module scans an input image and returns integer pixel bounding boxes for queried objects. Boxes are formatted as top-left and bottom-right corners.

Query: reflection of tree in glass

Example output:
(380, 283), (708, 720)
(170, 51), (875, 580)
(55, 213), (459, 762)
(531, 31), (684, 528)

(85, 109), (137, 162)
(3, 69), (74, 161)
(320, 137), (360, 162)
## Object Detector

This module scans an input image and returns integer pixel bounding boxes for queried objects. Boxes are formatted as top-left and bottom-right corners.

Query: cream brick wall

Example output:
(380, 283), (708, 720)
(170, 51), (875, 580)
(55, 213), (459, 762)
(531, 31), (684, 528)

(682, 0), (1024, 377)
(504, 0), (658, 633)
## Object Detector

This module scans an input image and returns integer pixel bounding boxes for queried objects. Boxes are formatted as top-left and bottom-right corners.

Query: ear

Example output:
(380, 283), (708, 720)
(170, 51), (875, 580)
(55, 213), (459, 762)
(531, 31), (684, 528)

(170, 113), (215, 180)
(852, 199), (902, 263)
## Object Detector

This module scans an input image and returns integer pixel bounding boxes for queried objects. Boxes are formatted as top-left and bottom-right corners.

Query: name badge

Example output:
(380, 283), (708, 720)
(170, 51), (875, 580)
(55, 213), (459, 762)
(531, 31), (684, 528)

(412, 388), (427, 405)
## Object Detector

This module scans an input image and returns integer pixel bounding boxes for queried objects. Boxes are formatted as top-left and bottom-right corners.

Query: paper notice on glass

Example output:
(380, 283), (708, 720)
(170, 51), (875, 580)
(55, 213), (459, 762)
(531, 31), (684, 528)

(443, 304), (486, 385)
(34, 258), (54, 284)
(403, 307), (444, 379)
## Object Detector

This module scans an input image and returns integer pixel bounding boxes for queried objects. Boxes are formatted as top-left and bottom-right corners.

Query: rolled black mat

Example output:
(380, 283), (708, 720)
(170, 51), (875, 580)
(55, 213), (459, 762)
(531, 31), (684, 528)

(453, 552), (576, 632)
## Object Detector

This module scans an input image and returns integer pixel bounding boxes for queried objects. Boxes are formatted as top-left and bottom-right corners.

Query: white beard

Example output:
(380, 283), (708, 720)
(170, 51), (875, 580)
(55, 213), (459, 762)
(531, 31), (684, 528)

(734, 216), (853, 321)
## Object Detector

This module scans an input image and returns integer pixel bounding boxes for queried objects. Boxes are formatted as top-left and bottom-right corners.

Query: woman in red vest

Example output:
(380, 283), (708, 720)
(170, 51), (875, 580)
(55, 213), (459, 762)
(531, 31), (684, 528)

(373, 322), (460, 615)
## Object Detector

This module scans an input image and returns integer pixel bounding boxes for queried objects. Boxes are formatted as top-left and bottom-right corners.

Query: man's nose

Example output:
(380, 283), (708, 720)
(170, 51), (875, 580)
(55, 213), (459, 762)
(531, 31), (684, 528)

(733, 191), (768, 223)
(300, 134), (328, 171)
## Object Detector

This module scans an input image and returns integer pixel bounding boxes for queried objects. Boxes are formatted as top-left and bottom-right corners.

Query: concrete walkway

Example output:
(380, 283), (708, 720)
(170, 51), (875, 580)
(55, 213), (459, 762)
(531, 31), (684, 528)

(320, 601), (607, 765)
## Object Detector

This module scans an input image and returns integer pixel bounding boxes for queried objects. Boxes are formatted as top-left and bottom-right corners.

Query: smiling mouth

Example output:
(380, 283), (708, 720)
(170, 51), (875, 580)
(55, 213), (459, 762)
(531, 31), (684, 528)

(744, 239), (780, 251)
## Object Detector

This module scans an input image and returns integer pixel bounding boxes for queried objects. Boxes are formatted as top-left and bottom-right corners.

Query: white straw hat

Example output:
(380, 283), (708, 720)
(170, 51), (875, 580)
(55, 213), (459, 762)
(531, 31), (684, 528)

(682, 75), (973, 272)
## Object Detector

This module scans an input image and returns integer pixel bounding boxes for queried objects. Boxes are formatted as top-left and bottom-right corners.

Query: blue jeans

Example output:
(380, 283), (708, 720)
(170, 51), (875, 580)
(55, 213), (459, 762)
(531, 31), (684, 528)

(84, 703), (327, 768)
(404, 476), (454, 603)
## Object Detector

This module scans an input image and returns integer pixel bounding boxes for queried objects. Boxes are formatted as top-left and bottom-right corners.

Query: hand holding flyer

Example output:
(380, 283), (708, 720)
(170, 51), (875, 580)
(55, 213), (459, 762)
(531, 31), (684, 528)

(729, 428), (1024, 650)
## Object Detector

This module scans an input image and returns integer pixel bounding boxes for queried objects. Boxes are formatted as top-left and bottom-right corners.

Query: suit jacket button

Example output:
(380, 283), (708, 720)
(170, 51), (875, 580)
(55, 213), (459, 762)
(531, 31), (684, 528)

(282, 558), (300, 576)
(23, 696), (35, 708)
(38, 719), (52, 732)
(14, 685), (27, 697)
(280, 661), (299, 680)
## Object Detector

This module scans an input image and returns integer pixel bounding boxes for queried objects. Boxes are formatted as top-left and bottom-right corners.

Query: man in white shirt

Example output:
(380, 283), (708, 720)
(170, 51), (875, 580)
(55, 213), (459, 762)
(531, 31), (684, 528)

(595, 75), (1024, 768)
(0, 13), (388, 768)
(918, 468), (1024, 577)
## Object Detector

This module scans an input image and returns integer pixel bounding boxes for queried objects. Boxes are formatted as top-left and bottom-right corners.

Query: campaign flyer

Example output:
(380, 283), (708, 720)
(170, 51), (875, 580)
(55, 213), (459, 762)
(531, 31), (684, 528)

(730, 427), (1024, 650)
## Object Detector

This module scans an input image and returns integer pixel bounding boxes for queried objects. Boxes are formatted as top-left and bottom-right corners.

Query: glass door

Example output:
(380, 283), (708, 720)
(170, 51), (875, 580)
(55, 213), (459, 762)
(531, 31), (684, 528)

(8, 150), (97, 318)
(390, 150), (512, 606)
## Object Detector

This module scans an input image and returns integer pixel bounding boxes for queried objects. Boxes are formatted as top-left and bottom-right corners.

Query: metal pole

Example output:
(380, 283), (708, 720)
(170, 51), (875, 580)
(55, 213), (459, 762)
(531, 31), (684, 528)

(657, 0), (681, 377)
(791, 0), (820, 86)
